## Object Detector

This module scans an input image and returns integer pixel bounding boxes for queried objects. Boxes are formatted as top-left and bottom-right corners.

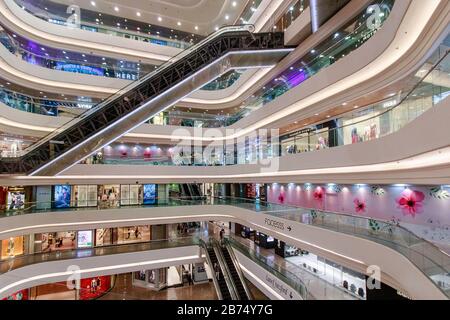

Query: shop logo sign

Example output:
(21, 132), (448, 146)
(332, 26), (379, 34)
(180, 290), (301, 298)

(264, 218), (285, 231)
(66, 5), (81, 29)
(366, 4), (383, 31)
(66, 265), (81, 290)
(366, 265), (381, 290)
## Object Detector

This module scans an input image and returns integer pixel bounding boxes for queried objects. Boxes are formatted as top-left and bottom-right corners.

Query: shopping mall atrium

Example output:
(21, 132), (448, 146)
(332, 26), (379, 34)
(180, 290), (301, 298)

(0, 0), (448, 304)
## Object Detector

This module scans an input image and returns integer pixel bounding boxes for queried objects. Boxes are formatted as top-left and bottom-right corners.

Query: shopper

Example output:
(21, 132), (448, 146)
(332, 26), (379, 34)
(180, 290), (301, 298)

(219, 228), (225, 245)
(214, 262), (220, 281)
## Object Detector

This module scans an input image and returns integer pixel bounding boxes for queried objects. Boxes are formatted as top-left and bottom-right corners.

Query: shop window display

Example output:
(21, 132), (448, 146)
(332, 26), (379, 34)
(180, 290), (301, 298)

(120, 184), (142, 205)
(6, 190), (25, 210)
(38, 232), (76, 252)
(95, 228), (113, 247)
(79, 276), (112, 300)
(73, 185), (98, 207)
(97, 185), (120, 208)
(117, 226), (150, 244)
(1, 236), (24, 259)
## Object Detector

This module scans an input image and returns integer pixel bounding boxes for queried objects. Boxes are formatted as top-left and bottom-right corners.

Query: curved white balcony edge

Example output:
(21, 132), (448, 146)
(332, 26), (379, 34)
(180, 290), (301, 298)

(0, 205), (444, 299)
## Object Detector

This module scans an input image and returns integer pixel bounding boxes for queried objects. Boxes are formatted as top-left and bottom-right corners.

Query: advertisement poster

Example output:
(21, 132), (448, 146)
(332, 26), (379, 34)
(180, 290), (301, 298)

(54, 185), (71, 208)
(7, 192), (25, 210)
(143, 184), (156, 204)
(77, 230), (93, 248)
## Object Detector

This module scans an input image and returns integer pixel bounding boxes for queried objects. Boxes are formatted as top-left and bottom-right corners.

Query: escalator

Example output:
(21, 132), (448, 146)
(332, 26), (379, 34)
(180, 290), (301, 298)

(0, 25), (293, 175)
(220, 239), (252, 300)
(200, 239), (235, 300)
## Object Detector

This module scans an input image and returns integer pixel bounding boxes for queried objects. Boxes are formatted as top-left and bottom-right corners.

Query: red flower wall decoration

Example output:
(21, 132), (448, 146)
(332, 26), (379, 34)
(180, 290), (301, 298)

(278, 193), (285, 203)
(313, 187), (323, 201)
(354, 199), (366, 213)
(396, 189), (425, 217)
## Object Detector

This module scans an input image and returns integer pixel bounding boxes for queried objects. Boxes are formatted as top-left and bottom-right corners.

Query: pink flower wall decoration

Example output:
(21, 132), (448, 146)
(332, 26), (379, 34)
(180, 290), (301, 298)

(354, 199), (366, 213)
(313, 187), (323, 201)
(396, 189), (425, 217)
(278, 193), (285, 203)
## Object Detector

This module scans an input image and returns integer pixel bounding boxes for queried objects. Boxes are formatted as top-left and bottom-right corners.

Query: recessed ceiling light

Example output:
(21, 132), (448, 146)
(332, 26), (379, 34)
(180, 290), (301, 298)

(326, 115), (331, 118)
(232, 1), (237, 7)
(314, 113), (319, 116)
(225, 15), (229, 20)
(136, 12), (141, 17)
(90, 1), (96, 6)
(342, 102), (347, 106)
(114, 6), (119, 12)
(215, 26), (219, 31)
(194, 26), (199, 30)
(311, 49), (316, 53)
(177, 21), (181, 26)
(353, 105), (359, 109)
(158, 17), (162, 22)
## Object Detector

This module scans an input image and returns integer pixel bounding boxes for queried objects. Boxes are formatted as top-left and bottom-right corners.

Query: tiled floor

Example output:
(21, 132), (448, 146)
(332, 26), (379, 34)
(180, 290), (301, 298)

(99, 273), (218, 300)
(99, 272), (268, 300)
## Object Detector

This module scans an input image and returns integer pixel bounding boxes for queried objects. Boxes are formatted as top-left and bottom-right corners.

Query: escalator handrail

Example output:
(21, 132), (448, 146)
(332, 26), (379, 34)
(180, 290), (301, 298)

(211, 238), (239, 300)
(198, 239), (224, 300)
(223, 238), (253, 300)
(17, 24), (256, 158)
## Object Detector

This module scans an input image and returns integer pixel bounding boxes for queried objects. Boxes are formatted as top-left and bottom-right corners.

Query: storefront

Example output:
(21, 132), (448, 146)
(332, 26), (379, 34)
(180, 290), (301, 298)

(2, 289), (29, 300)
(120, 184), (142, 205)
(35, 232), (76, 253)
(275, 240), (301, 258)
(98, 184), (120, 208)
(116, 226), (151, 244)
(6, 186), (27, 210)
(285, 250), (367, 299)
(1, 236), (25, 259)
(72, 185), (98, 207)
(254, 232), (276, 249)
(95, 228), (113, 247)
(79, 276), (113, 300)
(132, 269), (167, 291)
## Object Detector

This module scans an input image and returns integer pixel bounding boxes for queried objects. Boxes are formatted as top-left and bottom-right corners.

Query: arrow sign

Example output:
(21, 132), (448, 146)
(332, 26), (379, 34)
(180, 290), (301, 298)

(287, 226), (292, 232)
(289, 292), (293, 299)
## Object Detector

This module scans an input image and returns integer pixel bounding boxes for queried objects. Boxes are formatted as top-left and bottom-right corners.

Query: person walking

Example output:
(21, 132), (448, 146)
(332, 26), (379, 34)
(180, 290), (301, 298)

(214, 262), (220, 281)
(219, 228), (225, 246)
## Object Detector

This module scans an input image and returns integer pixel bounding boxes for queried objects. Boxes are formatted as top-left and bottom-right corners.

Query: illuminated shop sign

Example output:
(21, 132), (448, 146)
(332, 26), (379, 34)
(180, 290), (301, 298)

(55, 62), (104, 76)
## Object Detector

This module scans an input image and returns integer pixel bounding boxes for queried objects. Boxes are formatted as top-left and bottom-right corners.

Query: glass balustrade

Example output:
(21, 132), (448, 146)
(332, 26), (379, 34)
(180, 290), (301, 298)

(79, 46), (449, 166)
(0, 236), (199, 274)
(0, 26), (153, 80)
(225, 237), (311, 300)
(273, 0), (310, 32)
(0, 195), (448, 297)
